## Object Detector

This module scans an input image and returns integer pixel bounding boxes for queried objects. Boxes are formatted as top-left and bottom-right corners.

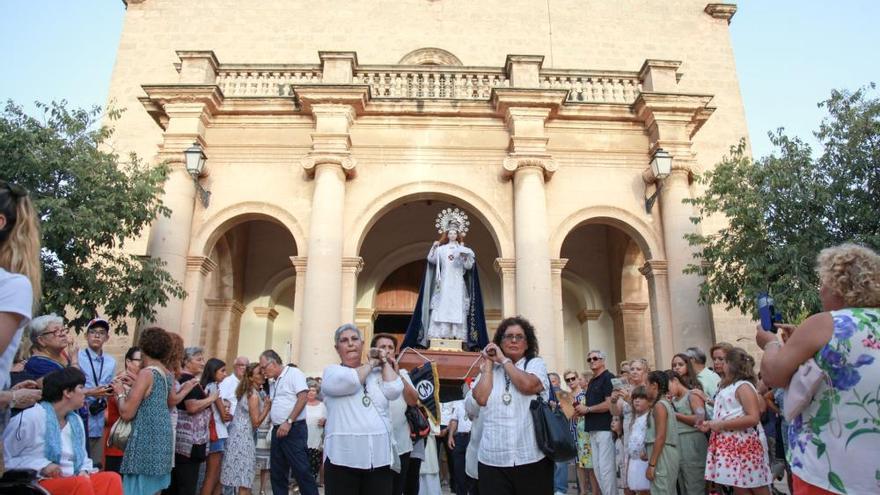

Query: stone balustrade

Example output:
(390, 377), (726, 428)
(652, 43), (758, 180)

(355, 67), (509, 100)
(209, 60), (642, 104)
(216, 66), (322, 97)
(540, 71), (642, 104)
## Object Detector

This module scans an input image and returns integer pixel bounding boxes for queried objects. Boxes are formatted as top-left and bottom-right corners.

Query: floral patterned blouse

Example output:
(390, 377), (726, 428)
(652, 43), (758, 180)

(788, 308), (880, 494)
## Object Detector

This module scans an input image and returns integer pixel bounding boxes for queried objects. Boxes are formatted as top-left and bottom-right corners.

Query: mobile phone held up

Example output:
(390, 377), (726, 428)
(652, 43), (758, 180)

(756, 292), (782, 333)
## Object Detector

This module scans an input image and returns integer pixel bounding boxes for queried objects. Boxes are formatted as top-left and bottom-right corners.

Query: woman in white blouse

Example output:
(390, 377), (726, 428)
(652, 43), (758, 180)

(321, 323), (404, 494)
(3, 366), (123, 494)
(472, 316), (552, 495)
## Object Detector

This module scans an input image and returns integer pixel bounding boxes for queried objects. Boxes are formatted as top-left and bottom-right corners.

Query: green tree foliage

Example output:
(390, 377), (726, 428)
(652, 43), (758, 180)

(0, 100), (185, 333)
(686, 84), (879, 321)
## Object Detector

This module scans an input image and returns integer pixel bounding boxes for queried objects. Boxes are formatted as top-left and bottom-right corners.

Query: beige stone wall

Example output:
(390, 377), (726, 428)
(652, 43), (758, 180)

(102, 0), (753, 374)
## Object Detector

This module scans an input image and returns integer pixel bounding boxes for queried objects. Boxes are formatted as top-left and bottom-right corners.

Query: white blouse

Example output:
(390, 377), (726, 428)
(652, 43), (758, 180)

(388, 369), (414, 455)
(321, 364), (403, 469)
(476, 356), (549, 467)
(3, 405), (95, 476)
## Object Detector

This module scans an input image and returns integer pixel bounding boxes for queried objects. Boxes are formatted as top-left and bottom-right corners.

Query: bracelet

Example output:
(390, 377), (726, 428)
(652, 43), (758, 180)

(10, 390), (18, 407)
(648, 463), (656, 468)
(763, 341), (783, 350)
(116, 394), (126, 401)
(501, 358), (512, 365)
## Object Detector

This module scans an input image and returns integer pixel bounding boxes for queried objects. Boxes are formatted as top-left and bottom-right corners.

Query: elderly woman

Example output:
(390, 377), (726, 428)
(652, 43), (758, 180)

(758, 243), (880, 495)
(3, 367), (122, 494)
(169, 347), (218, 495)
(24, 314), (77, 377)
(472, 316), (551, 495)
(321, 323), (403, 494)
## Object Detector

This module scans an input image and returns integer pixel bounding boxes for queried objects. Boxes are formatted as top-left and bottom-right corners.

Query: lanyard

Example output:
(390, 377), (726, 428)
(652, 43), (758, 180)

(271, 366), (289, 401)
(86, 349), (104, 387)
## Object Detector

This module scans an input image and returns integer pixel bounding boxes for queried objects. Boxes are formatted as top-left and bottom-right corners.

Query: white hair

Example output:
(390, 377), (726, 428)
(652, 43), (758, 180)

(333, 323), (362, 345)
(28, 314), (64, 345)
(588, 349), (607, 360)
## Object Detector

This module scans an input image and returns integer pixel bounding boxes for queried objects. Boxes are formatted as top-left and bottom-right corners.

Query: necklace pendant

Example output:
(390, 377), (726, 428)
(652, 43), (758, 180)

(362, 395), (372, 407)
(502, 392), (512, 405)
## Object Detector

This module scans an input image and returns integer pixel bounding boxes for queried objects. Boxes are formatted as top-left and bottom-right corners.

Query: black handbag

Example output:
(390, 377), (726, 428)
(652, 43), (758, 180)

(530, 383), (577, 462)
(405, 405), (430, 440)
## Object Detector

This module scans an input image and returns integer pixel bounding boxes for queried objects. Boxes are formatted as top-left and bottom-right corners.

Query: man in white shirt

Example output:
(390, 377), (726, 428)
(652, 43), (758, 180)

(448, 397), (476, 495)
(259, 349), (317, 495)
(218, 355), (248, 424)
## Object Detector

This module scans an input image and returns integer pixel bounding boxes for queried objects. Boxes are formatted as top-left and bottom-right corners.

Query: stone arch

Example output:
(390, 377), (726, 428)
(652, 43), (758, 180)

(261, 267), (297, 308)
(550, 206), (663, 261)
(347, 181), (513, 259)
(192, 201), (306, 257)
(398, 47), (463, 66)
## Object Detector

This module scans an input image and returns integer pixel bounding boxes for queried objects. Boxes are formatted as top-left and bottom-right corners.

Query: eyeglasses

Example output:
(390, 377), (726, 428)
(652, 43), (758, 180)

(87, 329), (108, 336)
(501, 334), (526, 342)
(41, 328), (70, 338)
(587, 356), (603, 362)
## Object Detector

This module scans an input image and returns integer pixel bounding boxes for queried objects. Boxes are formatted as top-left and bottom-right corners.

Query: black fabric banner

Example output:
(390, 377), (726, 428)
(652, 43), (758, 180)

(409, 361), (441, 424)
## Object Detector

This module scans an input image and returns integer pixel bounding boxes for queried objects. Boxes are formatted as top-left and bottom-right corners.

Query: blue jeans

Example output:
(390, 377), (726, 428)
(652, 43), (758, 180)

(554, 460), (568, 493)
(270, 421), (318, 495)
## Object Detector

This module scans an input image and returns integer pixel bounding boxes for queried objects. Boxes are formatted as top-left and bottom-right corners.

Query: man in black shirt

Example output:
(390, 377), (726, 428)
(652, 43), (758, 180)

(575, 350), (616, 495)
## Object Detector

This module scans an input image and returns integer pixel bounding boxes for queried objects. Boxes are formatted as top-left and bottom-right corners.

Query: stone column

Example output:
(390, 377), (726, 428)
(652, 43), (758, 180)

(142, 52), (222, 334)
(493, 81), (567, 371)
(613, 302), (651, 363)
(295, 89), (363, 375)
(289, 256), (308, 362)
(341, 257), (364, 324)
(179, 256), (217, 345)
(493, 258), (516, 317)
(202, 299), (245, 364)
(576, 309), (602, 371)
(640, 260), (674, 368)
(634, 61), (716, 352)
(253, 306), (279, 357)
(551, 259), (568, 371)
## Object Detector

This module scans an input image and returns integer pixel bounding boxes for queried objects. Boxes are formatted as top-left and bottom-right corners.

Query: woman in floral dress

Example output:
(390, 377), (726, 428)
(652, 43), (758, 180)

(758, 243), (880, 494)
(700, 347), (771, 494)
(221, 363), (271, 494)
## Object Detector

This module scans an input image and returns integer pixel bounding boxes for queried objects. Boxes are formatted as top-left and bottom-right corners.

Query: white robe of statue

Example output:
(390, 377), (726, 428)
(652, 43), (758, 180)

(426, 240), (475, 340)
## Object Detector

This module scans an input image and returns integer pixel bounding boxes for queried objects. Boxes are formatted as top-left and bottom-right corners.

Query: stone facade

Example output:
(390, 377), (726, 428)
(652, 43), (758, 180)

(102, 0), (751, 375)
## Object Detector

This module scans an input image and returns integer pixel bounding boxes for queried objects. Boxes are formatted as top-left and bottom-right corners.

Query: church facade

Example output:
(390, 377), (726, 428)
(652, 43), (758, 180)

(109, 0), (749, 375)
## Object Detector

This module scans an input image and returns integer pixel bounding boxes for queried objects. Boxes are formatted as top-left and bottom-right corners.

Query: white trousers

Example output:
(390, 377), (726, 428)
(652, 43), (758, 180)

(589, 430), (618, 495)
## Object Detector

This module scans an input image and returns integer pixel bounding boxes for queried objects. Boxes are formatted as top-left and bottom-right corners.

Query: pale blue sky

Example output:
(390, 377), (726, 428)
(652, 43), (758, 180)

(1, 0), (877, 158)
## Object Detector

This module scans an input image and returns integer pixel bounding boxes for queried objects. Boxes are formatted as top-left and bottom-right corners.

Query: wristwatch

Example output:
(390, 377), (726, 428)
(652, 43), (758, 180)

(285, 418), (294, 425)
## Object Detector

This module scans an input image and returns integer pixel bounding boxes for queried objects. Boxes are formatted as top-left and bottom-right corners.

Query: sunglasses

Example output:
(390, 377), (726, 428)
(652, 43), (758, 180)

(587, 356), (603, 362)
(564, 376), (577, 382)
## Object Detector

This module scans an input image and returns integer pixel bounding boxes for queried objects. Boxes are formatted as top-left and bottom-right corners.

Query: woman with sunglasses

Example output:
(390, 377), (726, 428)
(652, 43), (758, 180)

(472, 316), (551, 495)
(0, 181), (43, 444)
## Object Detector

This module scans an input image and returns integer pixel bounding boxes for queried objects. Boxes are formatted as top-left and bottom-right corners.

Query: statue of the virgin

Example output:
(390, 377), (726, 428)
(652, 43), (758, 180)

(403, 208), (489, 351)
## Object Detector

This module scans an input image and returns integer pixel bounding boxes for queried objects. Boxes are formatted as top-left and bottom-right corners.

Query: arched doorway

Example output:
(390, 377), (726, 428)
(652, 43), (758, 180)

(355, 198), (503, 346)
(559, 223), (654, 373)
(200, 217), (298, 364)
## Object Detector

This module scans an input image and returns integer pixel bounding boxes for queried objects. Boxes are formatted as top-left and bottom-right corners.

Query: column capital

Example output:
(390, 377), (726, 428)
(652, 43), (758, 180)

(253, 306), (279, 321)
(301, 154), (357, 179)
(639, 259), (669, 279)
(293, 86), (369, 115)
(704, 3), (737, 24)
(204, 298), (246, 315)
(494, 257), (516, 275)
(186, 255), (217, 276)
(341, 256), (365, 275)
(613, 302), (649, 315)
(355, 307), (377, 322)
(503, 156), (557, 181)
(577, 309), (603, 324)
(550, 258), (569, 274)
(140, 85), (223, 132)
(290, 256), (308, 274)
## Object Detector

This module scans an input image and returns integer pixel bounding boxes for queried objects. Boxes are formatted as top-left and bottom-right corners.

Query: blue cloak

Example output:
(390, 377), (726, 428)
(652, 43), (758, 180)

(402, 260), (489, 351)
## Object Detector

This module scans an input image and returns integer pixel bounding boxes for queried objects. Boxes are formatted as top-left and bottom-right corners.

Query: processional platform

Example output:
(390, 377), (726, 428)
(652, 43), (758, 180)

(398, 347), (483, 381)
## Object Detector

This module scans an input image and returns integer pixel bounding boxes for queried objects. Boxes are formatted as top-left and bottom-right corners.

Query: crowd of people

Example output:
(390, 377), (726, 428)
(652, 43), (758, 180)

(0, 185), (879, 495)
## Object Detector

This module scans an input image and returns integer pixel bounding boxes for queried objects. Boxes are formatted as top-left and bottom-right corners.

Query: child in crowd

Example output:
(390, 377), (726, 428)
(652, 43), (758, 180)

(612, 415), (625, 491)
(626, 386), (651, 495)
(645, 371), (680, 495)
(700, 347), (772, 495)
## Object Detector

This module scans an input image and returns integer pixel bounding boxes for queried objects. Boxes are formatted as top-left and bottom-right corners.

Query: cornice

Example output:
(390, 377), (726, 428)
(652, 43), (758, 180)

(253, 307), (279, 321)
(494, 258), (516, 274)
(491, 88), (569, 117)
(639, 259), (669, 278)
(293, 85), (370, 115)
(140, 84), (224, 130)
(632, 92), (716, 139)
(704, 3), (738, 24)
(577, 309), (603, 323)
(186, 256), (217, 276)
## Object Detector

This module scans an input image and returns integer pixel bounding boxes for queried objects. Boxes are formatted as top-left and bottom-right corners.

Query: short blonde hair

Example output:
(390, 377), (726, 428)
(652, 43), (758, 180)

(816, 243), (880, 308)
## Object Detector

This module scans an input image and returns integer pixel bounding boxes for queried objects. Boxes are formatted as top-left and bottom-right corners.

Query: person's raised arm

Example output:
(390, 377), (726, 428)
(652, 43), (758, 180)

(0, 312), (23, 357)
(249, 392), (270, 428)
(185, 387), (217, 414)
(505, 358), (544, 396)
(114, 368), (154, 421)
(322, 364), (369, 397)
(675, 392), (706, 427)
(472, 359), (494, 407)
(758, 313), (831, 389)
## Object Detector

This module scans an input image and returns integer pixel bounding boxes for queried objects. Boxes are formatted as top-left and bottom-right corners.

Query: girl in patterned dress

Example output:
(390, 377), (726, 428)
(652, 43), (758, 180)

(700, 347), (771, 493)
(221, 363), (272, 494)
